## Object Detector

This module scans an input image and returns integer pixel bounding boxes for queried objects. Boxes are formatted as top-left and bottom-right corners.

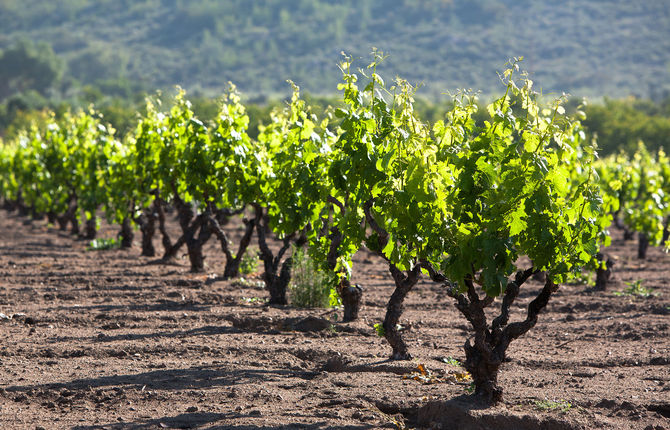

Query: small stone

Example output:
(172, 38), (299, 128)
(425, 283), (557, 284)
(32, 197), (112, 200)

(292, 316), (332, 332)
(186, 406), (198, 413)
(101, 322), (121, 330)
(13, 394), (28, 403)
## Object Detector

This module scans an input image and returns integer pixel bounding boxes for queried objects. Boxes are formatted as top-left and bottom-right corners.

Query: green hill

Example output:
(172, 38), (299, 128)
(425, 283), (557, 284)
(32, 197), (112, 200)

(0, 0), (669, 99)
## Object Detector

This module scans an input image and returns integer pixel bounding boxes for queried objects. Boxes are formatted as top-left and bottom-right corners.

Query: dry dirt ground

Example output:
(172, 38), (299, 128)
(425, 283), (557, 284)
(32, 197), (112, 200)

(0, 211), (668, 430)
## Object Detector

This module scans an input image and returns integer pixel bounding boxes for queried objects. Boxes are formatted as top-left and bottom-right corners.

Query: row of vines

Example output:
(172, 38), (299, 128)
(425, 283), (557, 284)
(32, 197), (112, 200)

(0, 56), (668, 404)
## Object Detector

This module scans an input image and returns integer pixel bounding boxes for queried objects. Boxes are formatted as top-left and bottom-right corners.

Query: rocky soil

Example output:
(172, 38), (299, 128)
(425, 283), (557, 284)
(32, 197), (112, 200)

(0, 211), (668, 429)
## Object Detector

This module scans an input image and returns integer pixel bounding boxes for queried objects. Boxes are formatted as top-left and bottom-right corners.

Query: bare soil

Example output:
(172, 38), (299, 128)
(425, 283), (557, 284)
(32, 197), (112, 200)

(0, 211), (668, 430)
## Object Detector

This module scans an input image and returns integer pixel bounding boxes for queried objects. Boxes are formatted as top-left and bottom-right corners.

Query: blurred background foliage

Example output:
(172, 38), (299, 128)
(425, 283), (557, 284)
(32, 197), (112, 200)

(0, 0), (669, 155)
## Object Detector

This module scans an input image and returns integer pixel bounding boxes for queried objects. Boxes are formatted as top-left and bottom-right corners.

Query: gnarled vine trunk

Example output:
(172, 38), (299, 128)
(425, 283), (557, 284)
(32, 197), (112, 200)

(623, 227), (635, 241)
(57, 215), (69, 231)
(185, 216), (211, 273)
(595, 252), (614, 291)
(16, 191), (29, 217)
(446, 269), (552, 405)
(253, 203), (303, 305)
(119, 217), (134, 249)
(57, 197), (78, 233)
(154, 197), (177, 260)
(326, 225), (362, 322)
(137, 210), (156, 256)
(84, 217), (97, 240)
(2, 197), (14, 211)
(159, 198), (190, 262)
(363, 199), (419, 359)
(207, 207), (256, 279)
(383, 264), (421, 360)
(30, 208), (44, 221)
(340, 282), (363, 322)
(637, 233), (649, 260)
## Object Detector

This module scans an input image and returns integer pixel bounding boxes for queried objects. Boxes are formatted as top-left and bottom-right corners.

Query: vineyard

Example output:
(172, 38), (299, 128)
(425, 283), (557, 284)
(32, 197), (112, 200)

(0, 58), (669, 429)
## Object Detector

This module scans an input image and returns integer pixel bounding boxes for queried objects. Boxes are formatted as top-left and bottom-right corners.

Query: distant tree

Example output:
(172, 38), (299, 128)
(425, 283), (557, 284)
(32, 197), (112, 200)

(582, 97), (670, 155)
(0, 39), (63, 101)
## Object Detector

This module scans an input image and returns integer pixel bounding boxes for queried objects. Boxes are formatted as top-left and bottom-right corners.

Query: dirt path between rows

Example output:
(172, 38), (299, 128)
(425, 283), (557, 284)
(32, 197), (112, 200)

(0, 212), (668, 429)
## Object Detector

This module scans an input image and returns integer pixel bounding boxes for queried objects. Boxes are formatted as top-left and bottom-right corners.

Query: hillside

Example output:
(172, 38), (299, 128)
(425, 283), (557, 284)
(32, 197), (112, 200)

(0, 0), (669, 99)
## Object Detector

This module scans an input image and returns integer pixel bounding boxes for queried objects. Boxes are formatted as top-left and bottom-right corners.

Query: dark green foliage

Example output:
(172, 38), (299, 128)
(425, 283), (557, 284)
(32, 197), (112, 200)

(0, 39), (63, 100)
(582, 98), (670, 156)
(0, 0), (668, 99)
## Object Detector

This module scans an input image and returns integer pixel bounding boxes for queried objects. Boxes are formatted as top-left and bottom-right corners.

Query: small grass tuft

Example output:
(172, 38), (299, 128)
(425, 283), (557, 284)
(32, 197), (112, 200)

(613, 279), (659, 298)
(568, 270), (595, 287)
(240, 296), (266, 304)
(289, 248), (337, 308)
(238, 247), (259, 275)
(86, 238), (120, 251)
(231, 277), (264, 289)
(534, 399), (572, 412)
(441, 356), (462, 366)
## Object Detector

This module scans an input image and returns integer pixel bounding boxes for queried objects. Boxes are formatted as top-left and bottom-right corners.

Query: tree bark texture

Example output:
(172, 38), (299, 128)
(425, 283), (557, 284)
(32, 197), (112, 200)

(155, 198), (176, 260)
(623, 227), (635, 241)
(326, 224), (362, 322)
(253, 204), (300, 305)
(637, 233), (649, 260)
(363, 199), (421, 358)
(185, 216), (212, 273)
(383, 264), (421, 360)
(119, 217), (134, 249)
(207, 207), (257, 279)
(138, 211), (156, 257)
(448, 269), (552, 405)
(84, 217), (97, 240)
(57, 198), (78, 233)
(595, 252), (614, 291)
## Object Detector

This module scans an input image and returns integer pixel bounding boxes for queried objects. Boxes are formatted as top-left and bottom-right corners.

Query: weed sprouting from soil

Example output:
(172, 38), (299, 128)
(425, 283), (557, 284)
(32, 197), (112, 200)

(239, 247), (259, 275)
(441, 356), (462, 366)
(569, 271), (595, 287)
(231, 277), (265, 289)
(240, 296), (266, 304)
(534, 399), (572, 412)
(614, 279), (659, 298)
(289, 248), (337, 308)
(87, 237), (121, 251)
